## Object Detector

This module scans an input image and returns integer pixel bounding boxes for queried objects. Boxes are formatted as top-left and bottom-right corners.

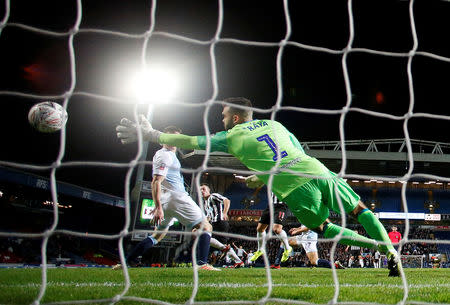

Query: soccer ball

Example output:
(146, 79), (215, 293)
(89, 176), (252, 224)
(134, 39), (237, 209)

(28, 102), (68, 133)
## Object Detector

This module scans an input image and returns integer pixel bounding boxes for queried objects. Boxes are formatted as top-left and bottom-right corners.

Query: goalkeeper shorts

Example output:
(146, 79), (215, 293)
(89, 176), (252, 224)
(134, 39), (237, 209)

(284, 170), (360, 229)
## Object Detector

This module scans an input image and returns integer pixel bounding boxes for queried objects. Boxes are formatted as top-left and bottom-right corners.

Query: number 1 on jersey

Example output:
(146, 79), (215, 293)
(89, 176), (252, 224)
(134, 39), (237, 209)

(257, 134), (288, 161)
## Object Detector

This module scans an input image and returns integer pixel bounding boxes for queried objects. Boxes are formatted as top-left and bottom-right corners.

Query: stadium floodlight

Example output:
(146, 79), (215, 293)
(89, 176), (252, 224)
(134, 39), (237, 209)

(130, 65), (181, 207)
(130, 66), (179, 103)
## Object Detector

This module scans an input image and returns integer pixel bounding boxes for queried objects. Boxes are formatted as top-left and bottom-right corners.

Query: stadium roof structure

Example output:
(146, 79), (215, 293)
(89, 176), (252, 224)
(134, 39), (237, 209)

(181, 138), (450, 179)
(0, 166), (125, 208)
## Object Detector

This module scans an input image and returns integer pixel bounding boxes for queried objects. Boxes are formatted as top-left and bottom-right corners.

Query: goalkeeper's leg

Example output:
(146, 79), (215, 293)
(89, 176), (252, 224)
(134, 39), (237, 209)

(352, 203), (400, 276)
(323, 172), (396, 255)
(284, 185), (383, 251)
(319, 213), (397, 258)
(284, 178), (400, 276)
(319, 220), (400, 276)
(318, 204), (400, 276)
(354, 205), (395, 254)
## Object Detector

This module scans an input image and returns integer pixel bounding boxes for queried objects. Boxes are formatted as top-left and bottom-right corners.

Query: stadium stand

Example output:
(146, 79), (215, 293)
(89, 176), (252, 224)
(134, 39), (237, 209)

(0, 166), (448, 269)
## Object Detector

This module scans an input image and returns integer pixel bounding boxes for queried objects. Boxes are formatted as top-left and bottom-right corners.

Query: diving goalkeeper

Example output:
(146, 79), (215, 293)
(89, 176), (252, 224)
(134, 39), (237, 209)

(116, 97), (401, 276)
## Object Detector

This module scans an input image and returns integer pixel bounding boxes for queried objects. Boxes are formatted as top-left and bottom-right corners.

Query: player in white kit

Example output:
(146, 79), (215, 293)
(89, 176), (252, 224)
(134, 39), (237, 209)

(113, 126), (218, 271)
(272, 225), (335, 269)
(289, 225), (321, 265)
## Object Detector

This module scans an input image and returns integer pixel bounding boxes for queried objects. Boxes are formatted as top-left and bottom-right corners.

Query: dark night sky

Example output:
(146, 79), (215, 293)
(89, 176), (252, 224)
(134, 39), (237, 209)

(1, 0), (450, 197)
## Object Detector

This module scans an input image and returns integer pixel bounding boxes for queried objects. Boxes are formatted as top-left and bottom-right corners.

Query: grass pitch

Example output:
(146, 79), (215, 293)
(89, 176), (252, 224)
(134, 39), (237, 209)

(0, 267), (449, 304)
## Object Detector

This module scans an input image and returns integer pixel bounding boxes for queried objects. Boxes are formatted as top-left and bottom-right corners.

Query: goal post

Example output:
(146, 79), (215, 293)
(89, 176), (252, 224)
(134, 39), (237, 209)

(380, 255), (424, 268)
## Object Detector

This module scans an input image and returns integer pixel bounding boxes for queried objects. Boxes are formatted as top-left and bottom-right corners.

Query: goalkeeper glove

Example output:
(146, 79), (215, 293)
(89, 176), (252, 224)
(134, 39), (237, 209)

(116, 114), (161, 144)
(246, 175), (265, 189)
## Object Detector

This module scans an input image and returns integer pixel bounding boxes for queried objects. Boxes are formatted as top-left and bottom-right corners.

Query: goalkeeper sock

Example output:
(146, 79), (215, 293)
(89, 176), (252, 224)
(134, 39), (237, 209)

(357, 208), (395, 254)
(196, 232), (212, 265)
(276, 230), (290, 250)
(323, 223), (377, 249)
(257, 231), (266, 251)
(127, 235), (158, 263)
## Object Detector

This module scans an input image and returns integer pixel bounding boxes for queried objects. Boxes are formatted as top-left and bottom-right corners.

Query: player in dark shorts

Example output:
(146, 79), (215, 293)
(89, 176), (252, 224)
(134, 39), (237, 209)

(250, 191), (292, 263)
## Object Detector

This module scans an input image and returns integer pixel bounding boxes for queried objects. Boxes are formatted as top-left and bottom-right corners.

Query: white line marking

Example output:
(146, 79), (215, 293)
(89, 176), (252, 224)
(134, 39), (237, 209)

(1, 282), (449, 289)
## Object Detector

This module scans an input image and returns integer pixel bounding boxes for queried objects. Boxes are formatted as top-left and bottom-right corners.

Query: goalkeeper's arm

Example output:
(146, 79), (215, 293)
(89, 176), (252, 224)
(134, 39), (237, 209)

(116, 114), (202, 149)
(158, 133), (201, 150)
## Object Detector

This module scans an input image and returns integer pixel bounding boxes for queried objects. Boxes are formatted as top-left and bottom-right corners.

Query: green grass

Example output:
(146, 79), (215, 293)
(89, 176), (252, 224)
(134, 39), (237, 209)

(0, 267), (449, 304)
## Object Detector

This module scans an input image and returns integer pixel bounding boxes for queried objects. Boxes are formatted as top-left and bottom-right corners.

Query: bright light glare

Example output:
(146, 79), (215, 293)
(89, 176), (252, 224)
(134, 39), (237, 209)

(130, 67), (179, 103)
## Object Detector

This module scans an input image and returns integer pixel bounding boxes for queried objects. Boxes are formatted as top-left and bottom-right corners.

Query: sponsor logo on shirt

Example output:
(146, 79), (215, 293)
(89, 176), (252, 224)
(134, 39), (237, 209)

(280, 157), (301, 168)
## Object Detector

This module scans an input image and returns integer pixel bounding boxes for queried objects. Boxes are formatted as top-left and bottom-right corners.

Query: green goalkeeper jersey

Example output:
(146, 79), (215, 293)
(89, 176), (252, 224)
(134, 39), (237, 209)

(159, 119), (328, 199)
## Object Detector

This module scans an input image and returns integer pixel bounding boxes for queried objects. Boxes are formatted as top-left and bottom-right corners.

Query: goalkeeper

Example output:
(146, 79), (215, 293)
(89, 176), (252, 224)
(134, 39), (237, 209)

(116, 97), (401, 277)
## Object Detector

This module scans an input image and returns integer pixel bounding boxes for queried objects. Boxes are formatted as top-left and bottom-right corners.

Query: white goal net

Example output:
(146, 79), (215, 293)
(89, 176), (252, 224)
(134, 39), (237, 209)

(380, 255), (424, 269)
(1, 0), (450, 305)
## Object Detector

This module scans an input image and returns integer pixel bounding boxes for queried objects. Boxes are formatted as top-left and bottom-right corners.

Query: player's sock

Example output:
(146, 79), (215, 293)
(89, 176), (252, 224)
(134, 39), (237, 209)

(276, 230), (290, 249)
(257, 231), (266, 251)
(273, 246), (284, 266)
(357, 208), (395, 254)
(196, 232), (212, 265)
(323, 223), (378, 249)
(127, 235), (158, 263)
(316, 258), (332, 268)
(209, 237), (225, 250)
(227, 248), (242, 263)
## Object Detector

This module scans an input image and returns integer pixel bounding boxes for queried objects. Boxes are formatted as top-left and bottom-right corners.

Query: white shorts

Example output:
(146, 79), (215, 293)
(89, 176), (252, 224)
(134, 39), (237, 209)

(294, 235), (318, 253)
(158, 191), (205, 230)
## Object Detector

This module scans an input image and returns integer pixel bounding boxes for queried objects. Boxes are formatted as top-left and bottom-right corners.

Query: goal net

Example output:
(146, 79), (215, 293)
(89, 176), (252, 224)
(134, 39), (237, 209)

(1, 0), (450, 305)
(380, 255), (424, 269)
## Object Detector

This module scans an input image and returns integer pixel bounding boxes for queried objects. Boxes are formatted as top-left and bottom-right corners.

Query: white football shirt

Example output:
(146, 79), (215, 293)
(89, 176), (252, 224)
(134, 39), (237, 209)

(152, 148), (187, 194)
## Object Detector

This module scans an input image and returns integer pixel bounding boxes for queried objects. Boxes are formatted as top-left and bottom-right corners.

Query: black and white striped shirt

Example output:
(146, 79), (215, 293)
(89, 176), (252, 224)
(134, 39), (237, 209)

(203, 193), (228, 223)
(271, 193), (287, 207)
(350, 245), (361, 251)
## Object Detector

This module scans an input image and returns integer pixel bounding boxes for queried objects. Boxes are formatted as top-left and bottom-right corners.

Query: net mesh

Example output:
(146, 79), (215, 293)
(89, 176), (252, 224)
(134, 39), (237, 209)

(380, 255), (424, 269)
(0, 0), (449, 304)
